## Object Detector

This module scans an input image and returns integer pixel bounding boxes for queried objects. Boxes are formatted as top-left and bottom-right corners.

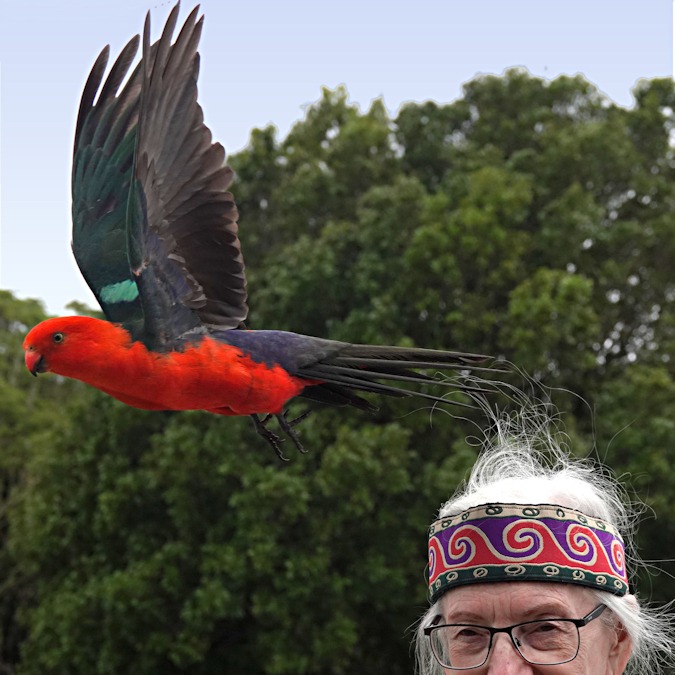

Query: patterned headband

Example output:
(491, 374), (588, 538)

(428, 503), (628, 604)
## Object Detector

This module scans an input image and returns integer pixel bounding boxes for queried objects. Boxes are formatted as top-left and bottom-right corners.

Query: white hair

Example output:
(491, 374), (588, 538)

(414, 406), (674, 675)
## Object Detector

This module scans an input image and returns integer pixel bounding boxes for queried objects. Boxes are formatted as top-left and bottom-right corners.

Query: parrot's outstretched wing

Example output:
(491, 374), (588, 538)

(72, 35), (145, 334)
(72, 4), (248, 349)
(128, 5), (247, 349)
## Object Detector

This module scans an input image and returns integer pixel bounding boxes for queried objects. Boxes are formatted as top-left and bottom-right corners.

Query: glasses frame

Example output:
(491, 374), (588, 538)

(423, 603), (607, 670)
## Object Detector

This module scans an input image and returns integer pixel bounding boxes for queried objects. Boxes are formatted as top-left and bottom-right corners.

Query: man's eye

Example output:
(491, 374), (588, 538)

(454, 627), (488, 641)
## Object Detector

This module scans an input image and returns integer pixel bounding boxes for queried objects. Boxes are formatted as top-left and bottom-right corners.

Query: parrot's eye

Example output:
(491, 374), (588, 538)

(53, 332), (65, 344)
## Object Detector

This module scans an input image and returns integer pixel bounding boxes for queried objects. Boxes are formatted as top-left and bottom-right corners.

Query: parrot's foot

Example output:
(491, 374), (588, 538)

(251, 413), (288, 461)
(250, 410), (312, 460)
(277, 410), (311, 454)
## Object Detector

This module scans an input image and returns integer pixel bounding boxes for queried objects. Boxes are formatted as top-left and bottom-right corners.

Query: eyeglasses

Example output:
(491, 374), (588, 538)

(423, 603), (607, 670)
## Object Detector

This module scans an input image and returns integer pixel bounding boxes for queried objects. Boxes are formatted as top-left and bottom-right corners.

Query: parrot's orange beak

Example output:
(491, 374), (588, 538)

(25, 348), (47, 377)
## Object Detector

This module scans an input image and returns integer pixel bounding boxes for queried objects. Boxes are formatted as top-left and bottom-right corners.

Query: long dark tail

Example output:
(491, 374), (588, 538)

(295, 344), (498, 410)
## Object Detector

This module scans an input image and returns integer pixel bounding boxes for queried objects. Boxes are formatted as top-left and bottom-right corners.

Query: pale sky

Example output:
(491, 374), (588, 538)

(0, 0), (672, 316)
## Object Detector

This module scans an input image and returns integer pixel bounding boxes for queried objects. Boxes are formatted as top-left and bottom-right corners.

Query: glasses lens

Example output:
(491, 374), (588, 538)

(513, 620), (580, 665)
(430, 625), (491, 669)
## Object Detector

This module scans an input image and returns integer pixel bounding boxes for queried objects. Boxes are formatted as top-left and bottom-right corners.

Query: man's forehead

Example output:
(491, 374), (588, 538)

(440, 581), (592, 619)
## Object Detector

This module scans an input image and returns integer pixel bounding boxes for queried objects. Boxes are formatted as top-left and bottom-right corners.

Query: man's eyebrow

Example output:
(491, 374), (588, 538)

(519, 604), (573, 620)
(444, 602), (573, 624)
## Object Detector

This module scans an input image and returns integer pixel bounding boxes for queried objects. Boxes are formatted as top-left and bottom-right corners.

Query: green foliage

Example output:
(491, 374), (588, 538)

(0, 292), (89, 669)
(593, 365), (675, 602)
(502, 269), (600, 381)
(1, 70), (674, 673)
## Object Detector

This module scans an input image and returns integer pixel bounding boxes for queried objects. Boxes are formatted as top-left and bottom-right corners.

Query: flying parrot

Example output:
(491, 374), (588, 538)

(24, 4), (495, 458)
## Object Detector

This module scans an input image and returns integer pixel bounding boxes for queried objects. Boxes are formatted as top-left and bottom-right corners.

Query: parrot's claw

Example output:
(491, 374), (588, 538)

(276, 410), (312, 454)
(250, 413), (289, 461)
(250, 410), (313, 460)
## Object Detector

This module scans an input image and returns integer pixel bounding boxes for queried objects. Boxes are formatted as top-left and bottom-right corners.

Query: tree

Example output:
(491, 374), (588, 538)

(2, 69), (673, 673)
(0, 291), (88, 671)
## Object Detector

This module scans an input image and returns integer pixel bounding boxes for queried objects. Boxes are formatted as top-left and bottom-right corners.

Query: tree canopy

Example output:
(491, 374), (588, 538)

(1, 69), (673, 673)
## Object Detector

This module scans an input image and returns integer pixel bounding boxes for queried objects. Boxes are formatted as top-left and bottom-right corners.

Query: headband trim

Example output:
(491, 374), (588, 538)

(428, 503), (628, 603)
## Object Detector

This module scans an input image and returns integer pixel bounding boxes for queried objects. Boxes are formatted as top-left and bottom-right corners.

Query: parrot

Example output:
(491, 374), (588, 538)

(24, 3), (496, 459)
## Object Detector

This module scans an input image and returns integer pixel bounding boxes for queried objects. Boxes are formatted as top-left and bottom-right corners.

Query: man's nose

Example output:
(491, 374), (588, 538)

(486, 633), (533, 675)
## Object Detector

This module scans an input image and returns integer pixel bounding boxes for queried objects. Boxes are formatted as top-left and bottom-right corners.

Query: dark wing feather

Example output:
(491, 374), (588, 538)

(128, 5), (246, 350)
(71, 36), (146, 334)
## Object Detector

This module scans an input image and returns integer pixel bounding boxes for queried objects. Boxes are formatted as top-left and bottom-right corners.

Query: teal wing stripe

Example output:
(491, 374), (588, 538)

(100, 279), (140, 304)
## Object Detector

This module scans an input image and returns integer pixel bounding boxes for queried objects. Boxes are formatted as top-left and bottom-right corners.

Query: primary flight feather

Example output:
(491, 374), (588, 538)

(24, 4), (494, 457)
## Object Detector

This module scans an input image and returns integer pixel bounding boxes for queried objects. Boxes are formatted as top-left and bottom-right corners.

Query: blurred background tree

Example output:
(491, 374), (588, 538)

(1, 70), (673, 673)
